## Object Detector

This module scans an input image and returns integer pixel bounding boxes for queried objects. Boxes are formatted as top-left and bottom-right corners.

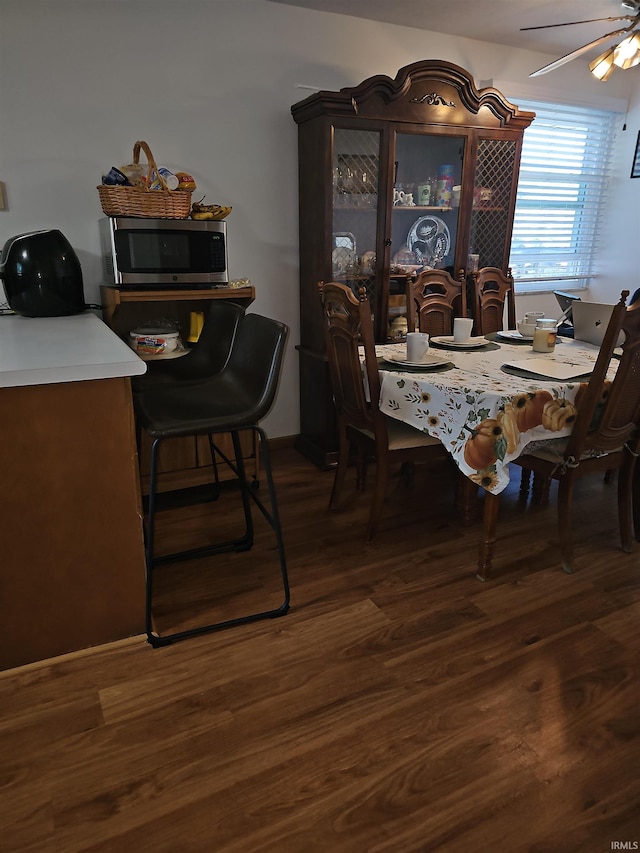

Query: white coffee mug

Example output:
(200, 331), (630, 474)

(525, 311), (545, 323)
(453, 317), (474, 343)
(406, 332), (430, 362)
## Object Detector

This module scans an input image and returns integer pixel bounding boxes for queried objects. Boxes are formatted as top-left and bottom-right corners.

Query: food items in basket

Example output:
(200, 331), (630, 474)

(102, 166), (129, 186)
(176, 171), (197, 191)
(190, 199), (232, 220)
(147, 167), (178, 191)
(118, 163), (147, 187)
(108, 164), (192, 192)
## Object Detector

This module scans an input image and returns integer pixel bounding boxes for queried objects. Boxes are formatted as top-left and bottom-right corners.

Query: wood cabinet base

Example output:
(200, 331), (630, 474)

(0, 377), (146, 670)
(295, 346), (339, 470)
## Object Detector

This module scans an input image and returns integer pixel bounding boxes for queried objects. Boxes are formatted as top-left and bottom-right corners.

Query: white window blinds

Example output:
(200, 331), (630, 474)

(509, 100), (618, 293)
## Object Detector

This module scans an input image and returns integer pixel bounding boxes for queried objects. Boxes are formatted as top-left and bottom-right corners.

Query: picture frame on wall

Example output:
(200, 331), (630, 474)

(631, 131), (640, 178)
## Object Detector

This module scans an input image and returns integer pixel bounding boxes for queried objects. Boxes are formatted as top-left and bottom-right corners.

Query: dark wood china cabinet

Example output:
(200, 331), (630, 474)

(292, 60), (535, 469)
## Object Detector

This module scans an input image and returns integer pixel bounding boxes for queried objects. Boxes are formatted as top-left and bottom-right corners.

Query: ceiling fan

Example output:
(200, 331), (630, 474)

(522, 0), (640, 79)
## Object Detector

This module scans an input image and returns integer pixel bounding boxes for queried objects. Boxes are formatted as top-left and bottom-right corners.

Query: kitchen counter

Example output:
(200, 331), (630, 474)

(0, 310), (146, 387)
(0, 312), (148, 669)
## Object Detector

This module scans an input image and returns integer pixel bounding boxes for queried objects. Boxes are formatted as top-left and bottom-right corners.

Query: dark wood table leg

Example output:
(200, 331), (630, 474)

(456, 472), (479, 526)
(477, 490), (500, 581)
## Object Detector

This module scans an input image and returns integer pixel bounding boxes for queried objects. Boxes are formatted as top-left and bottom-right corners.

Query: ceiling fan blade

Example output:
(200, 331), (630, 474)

(529, 26), (636, 76)
(521, 16), (632, 31)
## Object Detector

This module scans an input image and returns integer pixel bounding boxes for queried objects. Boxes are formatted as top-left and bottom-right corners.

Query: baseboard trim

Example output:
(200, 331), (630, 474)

(269, 435), (298, 451)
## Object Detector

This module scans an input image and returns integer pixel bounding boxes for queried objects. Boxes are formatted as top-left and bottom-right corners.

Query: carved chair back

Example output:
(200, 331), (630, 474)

(470, 267), (516, 335)
(406, 268), (466, 336)
(319, 281), (387, 442)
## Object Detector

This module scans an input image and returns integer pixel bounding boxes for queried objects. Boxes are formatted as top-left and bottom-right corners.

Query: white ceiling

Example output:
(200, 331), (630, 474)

(267, 0), (637, 62)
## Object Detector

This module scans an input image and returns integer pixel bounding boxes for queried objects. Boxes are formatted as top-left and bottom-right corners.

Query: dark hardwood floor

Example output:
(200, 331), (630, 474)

(1, 445), (639, 852)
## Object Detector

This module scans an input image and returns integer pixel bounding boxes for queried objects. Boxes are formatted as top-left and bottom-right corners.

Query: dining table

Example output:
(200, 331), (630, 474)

(370, 332), (619, 576)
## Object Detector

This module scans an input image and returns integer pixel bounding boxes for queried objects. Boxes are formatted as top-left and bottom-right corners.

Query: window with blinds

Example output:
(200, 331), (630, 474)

(508, 100), (618, 294)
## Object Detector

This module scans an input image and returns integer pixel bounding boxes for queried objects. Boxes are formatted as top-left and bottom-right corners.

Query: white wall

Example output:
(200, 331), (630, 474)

(1, 0), (638, 437)
(592, 82), (640, 305)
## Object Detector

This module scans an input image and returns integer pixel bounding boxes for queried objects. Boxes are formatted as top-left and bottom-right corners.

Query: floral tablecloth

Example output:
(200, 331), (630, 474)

(374, 338), (617, 494)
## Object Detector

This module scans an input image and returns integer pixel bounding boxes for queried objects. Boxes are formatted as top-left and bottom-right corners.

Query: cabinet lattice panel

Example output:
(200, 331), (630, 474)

(470, 139), (516, 269)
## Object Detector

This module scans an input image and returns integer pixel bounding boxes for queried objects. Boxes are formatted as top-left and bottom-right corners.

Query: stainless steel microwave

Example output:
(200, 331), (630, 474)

(99, 216), (228, 287)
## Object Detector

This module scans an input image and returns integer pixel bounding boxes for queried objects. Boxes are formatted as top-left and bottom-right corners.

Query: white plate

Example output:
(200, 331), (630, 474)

(332, 246), (356, 274)
(430, 335), (487, 349)
(497, 329), (534, 342)
(383, 353), (450, 369)
(136, 348), (189, 361)
(406, 215), (451, 267)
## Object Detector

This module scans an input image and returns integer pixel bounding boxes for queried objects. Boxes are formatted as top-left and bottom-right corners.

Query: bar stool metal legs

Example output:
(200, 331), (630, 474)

(144, 425), (290, 648)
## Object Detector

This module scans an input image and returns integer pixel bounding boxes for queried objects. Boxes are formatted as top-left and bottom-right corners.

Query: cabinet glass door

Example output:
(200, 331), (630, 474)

(332, 127), (381, 315)
(388, 131), (466, 340)
(391, 131), (466, 273)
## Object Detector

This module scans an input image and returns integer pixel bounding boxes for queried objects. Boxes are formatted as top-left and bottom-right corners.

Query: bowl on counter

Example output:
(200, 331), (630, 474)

(129, 328), (184, 359)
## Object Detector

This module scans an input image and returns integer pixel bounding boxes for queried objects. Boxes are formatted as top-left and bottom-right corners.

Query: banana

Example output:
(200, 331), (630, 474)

(190, 199), (232, 220)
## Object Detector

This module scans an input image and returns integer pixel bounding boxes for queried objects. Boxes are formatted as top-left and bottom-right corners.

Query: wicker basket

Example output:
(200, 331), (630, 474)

(97, 140), (192, 219)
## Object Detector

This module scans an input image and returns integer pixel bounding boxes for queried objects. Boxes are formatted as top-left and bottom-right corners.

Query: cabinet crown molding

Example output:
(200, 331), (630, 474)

(292, 60), (535, 131)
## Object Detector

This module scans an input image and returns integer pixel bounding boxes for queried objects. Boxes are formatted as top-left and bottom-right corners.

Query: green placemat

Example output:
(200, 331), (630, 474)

(488, 332), (565, 346)
(377, 357), (455, 372)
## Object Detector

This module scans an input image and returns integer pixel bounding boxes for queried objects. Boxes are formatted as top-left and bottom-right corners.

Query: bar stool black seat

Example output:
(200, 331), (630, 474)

(131, 300), (244, 393)
(134, 312), (290, 647)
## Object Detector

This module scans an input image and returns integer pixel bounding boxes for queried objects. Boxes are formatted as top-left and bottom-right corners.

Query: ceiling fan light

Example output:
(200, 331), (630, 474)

(589, 48), (616, 80)
(613, 32), (640, 68)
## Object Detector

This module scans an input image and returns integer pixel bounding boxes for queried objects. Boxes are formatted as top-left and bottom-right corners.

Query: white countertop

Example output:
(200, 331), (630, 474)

(0, 311), (147, 388)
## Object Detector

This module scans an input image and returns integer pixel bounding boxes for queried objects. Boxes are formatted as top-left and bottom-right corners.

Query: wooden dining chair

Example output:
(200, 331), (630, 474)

(478, 289), (640, 580)
(406, 268), (467, 335)
(319, 281), (448, 541)
(469, 267), (516, 335)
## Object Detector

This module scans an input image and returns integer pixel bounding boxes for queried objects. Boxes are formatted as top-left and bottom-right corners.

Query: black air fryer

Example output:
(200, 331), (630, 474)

(0, 229), (86, 317)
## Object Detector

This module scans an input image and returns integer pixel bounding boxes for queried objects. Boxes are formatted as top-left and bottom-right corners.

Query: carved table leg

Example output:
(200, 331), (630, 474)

(477, 490), (500, 581)
(456, 472), (479, 526)
(519, 467), (531, 501)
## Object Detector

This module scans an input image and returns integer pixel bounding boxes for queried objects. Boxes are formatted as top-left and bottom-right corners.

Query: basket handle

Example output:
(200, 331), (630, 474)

(133, 140), (168, 190)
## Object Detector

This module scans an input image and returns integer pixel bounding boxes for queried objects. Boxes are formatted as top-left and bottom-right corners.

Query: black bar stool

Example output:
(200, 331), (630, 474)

(134, 312), (290, 647)
(132, 299), (245, 501)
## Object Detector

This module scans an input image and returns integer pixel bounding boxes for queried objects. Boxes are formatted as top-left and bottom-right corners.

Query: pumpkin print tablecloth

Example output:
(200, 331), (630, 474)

(375, 339), (617, 494)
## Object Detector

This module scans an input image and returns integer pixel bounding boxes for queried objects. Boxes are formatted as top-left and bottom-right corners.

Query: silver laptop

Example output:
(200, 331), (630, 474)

(572, 301), (622, 347)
